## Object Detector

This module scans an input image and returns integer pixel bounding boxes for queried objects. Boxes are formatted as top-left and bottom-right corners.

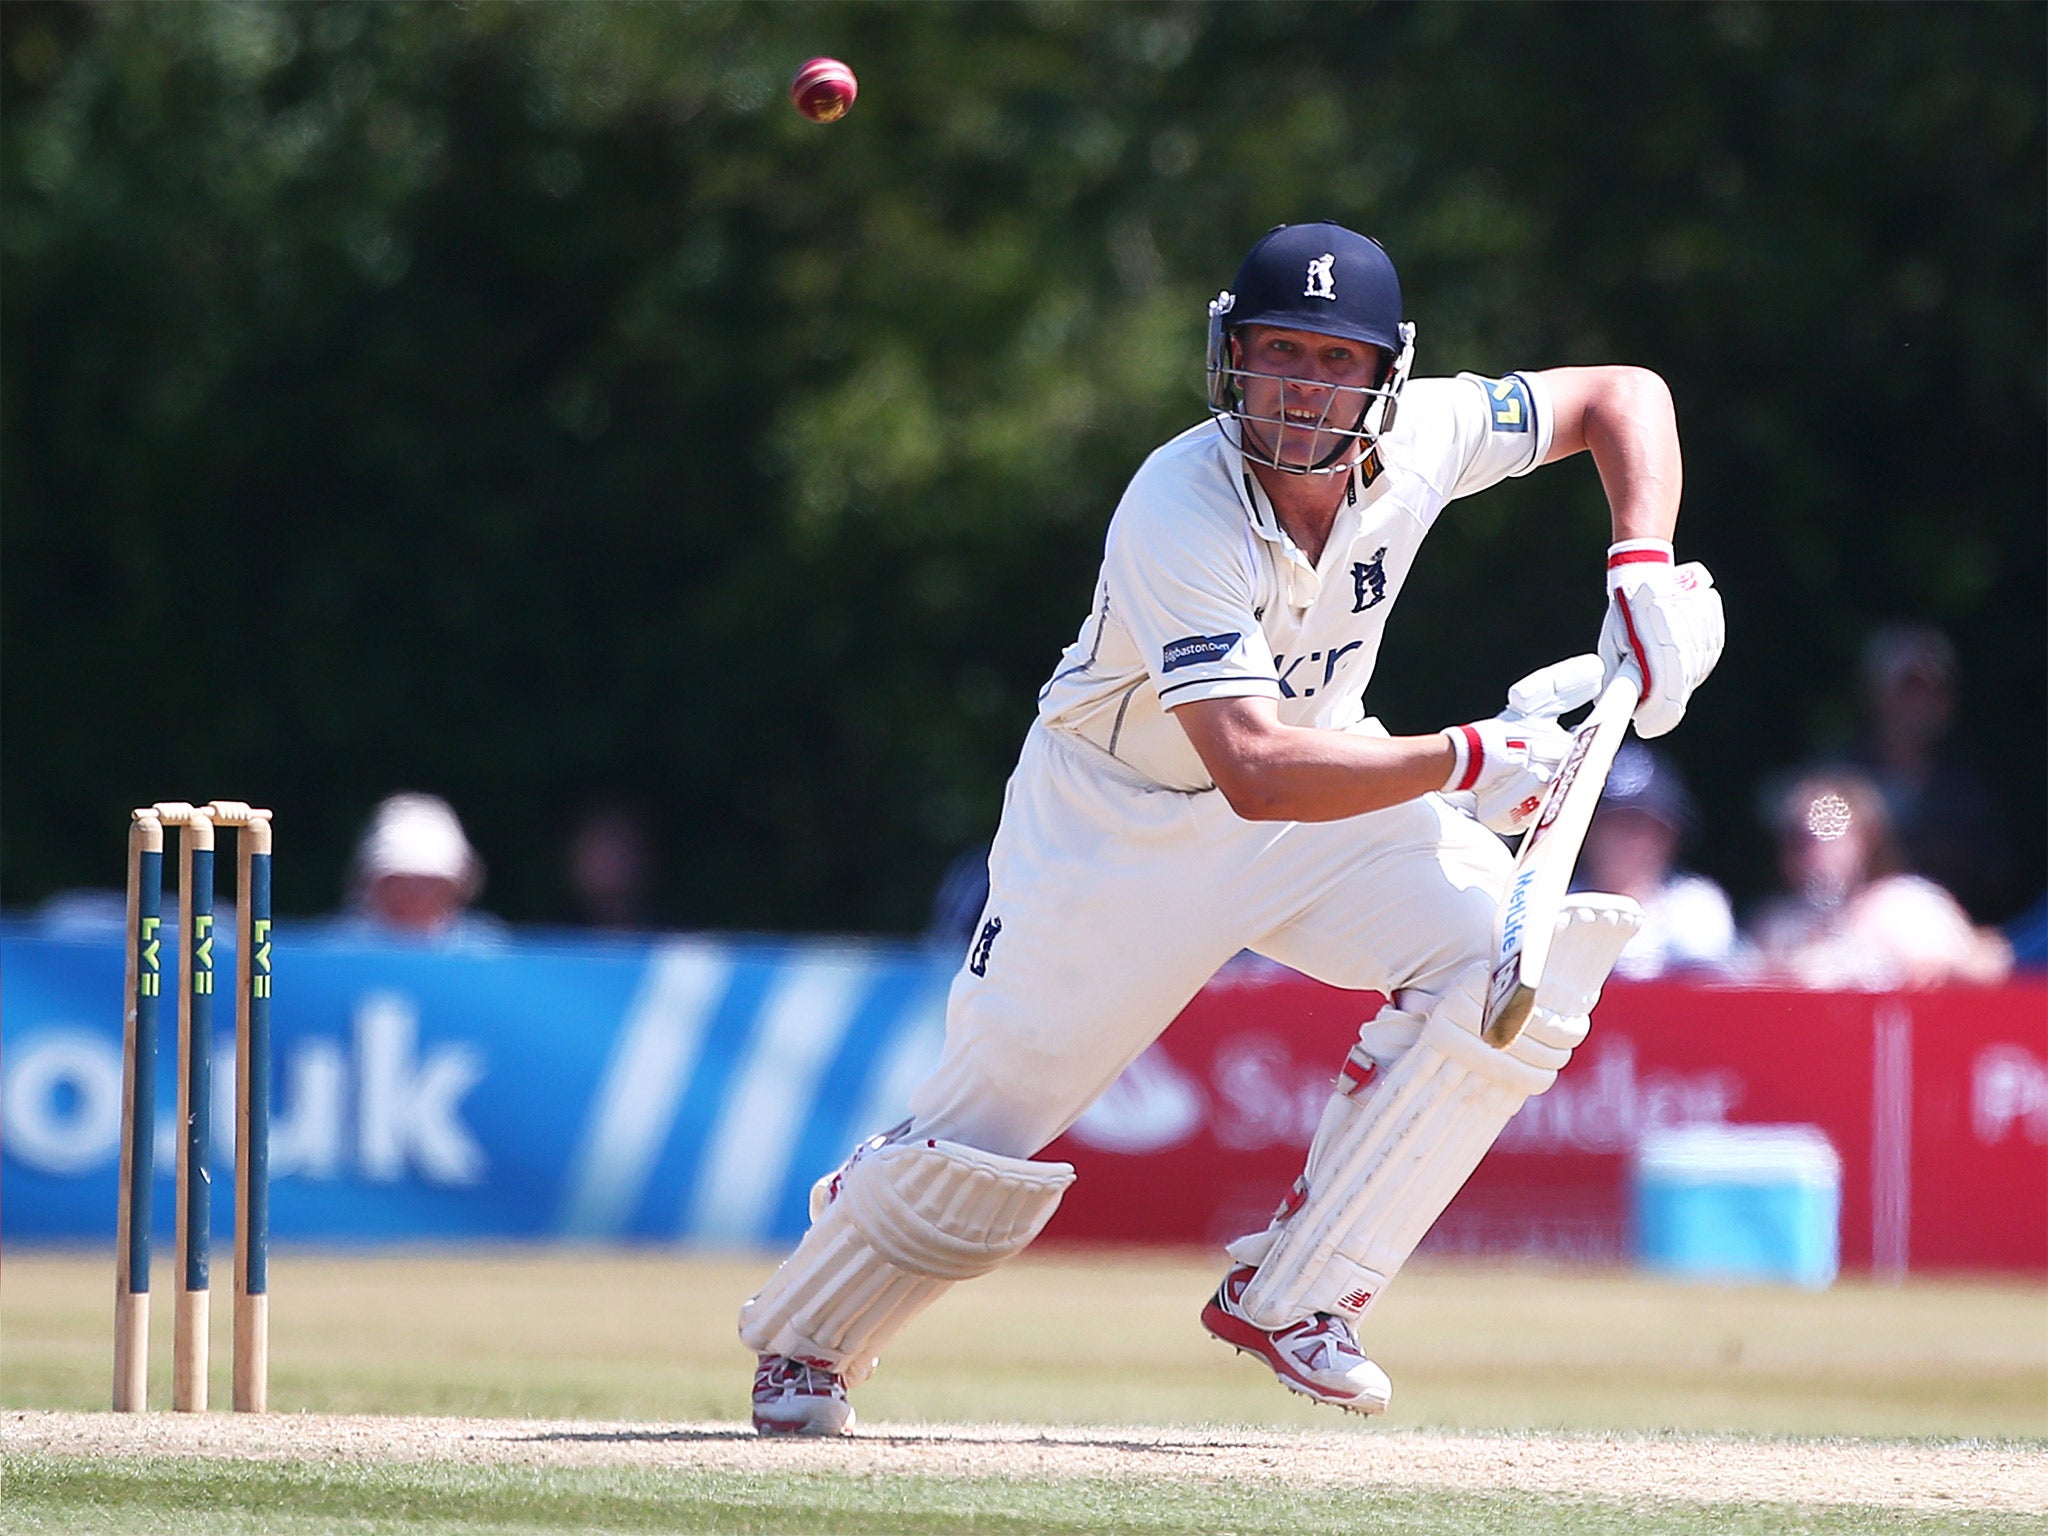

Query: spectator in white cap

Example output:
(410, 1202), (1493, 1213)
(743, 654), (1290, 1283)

(1574, 742), (1737, 979)
(345, 792), (505, 944)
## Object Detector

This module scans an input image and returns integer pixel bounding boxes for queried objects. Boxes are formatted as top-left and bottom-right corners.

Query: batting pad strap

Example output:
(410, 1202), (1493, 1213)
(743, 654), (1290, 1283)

(1235, 1008), (1553, 1332)
(739, 1138), (1073, 1383)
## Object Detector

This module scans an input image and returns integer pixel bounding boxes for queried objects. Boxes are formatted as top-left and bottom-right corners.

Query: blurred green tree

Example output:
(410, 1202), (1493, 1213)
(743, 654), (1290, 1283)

(4, 1), (2040, 931)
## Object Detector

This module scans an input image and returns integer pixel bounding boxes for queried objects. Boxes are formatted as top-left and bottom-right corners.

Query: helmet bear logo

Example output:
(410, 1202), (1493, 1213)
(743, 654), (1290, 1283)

(1304, 253), (1338, 301)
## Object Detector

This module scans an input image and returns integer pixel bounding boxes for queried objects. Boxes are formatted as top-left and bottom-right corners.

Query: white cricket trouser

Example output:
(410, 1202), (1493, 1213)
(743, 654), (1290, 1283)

(908, 722), (1511, 1159)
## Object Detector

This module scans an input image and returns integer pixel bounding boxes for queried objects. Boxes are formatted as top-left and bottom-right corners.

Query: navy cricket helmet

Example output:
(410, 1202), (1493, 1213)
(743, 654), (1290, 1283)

(1206, 222), (1418, 474)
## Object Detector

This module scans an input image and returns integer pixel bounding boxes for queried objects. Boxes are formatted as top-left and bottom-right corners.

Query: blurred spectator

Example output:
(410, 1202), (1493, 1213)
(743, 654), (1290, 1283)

(1845, 623), (2015, 920)
(1747, 770), (2011, 990)
(1574, 742), (1736, 979)
(563, 799), (656, 930)
(341, 792), (505, 945)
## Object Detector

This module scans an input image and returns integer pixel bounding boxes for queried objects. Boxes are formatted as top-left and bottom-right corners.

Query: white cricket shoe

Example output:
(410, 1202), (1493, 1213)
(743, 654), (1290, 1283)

(751, 1353), (856, 1436)
(1199, 1264), (1392, 1415)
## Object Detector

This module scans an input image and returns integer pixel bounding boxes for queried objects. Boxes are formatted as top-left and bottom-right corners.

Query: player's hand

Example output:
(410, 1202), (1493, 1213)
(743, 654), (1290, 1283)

(1500, 652), (1604, 723)
(1441, 715), (1574, 836)
(1441, 654), (1601, 834)
(1597, 542), (1724, 738)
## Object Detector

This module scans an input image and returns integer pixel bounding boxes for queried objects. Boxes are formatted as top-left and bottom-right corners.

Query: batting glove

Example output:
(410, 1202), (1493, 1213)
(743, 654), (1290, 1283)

(1597, 541), (1725, 738)
(1441, 654), (1600, 835)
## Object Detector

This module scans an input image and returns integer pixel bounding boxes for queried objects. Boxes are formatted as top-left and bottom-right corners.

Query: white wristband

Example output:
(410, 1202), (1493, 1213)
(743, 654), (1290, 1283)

(1441, 725), (1482, 793)
(1606, 539), (1673, 592)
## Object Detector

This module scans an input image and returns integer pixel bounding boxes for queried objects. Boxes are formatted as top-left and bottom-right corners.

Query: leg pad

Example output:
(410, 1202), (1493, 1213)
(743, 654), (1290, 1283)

(1231, 896), (1643, 1330)
(740, 1135), (1073, 1383)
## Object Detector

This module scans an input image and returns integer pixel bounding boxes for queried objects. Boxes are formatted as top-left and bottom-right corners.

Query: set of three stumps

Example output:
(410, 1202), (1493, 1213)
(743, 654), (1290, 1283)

(114, 800), (272, 1413)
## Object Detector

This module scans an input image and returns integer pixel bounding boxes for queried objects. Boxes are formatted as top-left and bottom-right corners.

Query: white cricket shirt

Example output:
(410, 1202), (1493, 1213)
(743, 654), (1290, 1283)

(1038, 371), (1554, 791)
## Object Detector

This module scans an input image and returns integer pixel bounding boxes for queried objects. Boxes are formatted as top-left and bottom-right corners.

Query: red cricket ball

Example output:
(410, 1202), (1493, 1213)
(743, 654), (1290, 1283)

(789, 57), (857, 124)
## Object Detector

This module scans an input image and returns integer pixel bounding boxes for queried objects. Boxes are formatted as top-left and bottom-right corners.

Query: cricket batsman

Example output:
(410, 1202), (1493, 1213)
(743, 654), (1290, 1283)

(741, 221), (1725, 1433)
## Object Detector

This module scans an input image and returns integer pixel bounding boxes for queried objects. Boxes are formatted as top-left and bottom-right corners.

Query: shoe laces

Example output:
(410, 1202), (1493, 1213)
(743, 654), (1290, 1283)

(757, 1355), (843, 1397)
(1275, 1313), (1364, 1371)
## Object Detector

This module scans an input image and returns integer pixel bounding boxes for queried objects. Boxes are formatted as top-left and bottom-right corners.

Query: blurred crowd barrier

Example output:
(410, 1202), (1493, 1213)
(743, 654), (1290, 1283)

(1047, 967), (2045, 1277)
(3, 922), (2041, 1275)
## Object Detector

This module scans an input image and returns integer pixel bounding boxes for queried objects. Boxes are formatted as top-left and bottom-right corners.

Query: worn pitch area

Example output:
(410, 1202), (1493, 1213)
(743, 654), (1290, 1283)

(7, 1410), (2043, 1514)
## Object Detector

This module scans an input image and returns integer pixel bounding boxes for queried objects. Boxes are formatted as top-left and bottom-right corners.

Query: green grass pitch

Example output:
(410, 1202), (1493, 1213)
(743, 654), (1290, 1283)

(4, 1249), (2044, 1534)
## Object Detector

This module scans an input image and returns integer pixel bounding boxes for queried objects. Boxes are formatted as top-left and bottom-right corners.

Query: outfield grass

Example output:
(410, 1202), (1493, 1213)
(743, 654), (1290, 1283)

(7, 1450), (2034, 1536)
(5, 1249), (2044, 1535)
(5, 1248), (2043, 1438)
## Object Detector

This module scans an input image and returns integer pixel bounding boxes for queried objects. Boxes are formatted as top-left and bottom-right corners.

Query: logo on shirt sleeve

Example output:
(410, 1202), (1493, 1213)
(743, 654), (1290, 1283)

(1161, 632), (1242, 673)
(1484, 376), (1532, 433)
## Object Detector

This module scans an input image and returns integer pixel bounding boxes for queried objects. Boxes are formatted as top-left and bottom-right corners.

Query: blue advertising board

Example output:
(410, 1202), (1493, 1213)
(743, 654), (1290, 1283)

(2, 917), (951, 1247)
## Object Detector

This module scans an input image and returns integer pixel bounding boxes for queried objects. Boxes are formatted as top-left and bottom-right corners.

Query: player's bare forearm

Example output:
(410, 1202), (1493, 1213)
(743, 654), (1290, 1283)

(1533, 365), (1682, 542)
(1170, 696), (1453, 822)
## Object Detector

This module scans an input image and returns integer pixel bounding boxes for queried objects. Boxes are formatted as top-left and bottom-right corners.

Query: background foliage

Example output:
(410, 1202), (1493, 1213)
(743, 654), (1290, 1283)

(5, 1), (2041, 931)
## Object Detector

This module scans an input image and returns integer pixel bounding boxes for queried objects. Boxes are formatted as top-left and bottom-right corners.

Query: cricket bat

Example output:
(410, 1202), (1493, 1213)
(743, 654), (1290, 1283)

(1481, 666), (1642, 1049)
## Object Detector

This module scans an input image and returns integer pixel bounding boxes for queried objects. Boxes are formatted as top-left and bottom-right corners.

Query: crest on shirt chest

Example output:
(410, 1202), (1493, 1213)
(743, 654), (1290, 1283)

(1265, 534), (1403, 700)
(1350, 546), (1389, 613)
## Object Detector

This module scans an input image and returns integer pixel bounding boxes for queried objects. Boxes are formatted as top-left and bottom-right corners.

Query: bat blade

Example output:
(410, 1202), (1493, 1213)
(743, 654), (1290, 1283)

(1481, 669), (1642, 1049)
